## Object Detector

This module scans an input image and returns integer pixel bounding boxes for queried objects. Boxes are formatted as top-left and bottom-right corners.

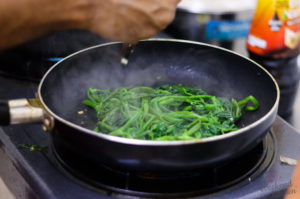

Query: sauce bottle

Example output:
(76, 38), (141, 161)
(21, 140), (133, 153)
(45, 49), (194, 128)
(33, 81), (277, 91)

(246, 0), (300, 118)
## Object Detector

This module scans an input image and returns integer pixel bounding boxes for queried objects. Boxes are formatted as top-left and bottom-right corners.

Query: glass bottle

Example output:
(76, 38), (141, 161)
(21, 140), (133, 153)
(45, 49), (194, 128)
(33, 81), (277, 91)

(246, 0), (300, 118)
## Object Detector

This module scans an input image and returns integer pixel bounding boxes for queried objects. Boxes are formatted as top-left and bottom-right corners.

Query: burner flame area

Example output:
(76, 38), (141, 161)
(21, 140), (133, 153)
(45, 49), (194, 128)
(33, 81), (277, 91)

(51, 132), (275, 198)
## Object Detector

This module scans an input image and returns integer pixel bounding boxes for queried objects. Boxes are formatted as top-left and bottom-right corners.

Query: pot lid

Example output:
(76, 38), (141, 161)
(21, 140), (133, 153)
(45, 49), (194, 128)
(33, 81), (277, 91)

(177, 0), (257, 14)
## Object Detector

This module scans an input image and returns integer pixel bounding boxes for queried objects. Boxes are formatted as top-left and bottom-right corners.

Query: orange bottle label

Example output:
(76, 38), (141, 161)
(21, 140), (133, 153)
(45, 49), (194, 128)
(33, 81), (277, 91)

(247, 0), (300, 58)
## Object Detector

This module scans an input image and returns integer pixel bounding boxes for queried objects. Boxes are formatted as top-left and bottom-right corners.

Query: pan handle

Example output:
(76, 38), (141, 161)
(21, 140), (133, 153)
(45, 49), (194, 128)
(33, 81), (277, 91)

(0, 99), (46, 126)
(0, 100), (10, 125)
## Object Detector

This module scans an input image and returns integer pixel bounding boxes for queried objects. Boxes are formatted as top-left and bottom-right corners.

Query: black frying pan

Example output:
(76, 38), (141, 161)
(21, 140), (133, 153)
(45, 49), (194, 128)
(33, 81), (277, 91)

(0, 39), (279, 172)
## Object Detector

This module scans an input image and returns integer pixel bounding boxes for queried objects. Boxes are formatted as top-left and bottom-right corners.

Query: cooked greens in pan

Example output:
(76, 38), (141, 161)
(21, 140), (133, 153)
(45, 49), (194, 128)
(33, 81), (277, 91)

(83, 84), (259, 140)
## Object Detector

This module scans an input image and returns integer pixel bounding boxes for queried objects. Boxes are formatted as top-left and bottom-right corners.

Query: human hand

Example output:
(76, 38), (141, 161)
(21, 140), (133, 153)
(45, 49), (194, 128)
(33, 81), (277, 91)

(0, 0), (180, 50)
(81, 0), (180, 43)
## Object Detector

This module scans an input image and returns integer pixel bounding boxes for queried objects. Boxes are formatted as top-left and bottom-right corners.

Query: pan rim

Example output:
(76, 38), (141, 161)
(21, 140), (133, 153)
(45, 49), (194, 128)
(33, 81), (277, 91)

(38, 38), (280, 146)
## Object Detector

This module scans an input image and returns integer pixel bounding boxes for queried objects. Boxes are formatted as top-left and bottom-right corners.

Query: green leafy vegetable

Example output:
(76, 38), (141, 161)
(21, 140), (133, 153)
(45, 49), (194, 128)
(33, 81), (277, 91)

(18, 144), (48, 152)
(83, 84), (259, 140)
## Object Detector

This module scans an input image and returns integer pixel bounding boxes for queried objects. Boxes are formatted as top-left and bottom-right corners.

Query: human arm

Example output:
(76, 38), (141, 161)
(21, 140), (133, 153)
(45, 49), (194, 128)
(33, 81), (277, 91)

(0, 0), (179, 50)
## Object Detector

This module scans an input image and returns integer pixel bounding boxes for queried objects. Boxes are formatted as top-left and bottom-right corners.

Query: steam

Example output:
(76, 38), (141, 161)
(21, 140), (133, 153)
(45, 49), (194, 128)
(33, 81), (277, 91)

(43, 42), (255, 127)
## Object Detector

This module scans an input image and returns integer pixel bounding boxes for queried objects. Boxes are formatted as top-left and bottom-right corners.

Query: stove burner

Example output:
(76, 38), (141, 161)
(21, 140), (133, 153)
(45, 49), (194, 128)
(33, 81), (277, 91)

(51, 132), (276, 198)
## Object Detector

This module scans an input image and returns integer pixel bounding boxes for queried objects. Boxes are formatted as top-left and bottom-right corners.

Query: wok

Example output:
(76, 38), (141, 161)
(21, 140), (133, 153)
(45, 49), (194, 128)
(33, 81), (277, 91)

(0, 39), (279, 172)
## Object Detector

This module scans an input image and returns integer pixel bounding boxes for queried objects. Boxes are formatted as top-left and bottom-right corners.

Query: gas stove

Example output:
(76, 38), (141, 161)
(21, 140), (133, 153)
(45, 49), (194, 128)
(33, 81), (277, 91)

(0, 70), (300, 199)
(0, 36), (300, 199)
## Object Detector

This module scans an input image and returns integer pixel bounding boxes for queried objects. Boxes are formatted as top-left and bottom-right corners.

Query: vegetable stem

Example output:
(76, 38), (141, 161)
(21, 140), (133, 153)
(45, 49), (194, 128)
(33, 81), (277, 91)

(83, 84), (259, 140)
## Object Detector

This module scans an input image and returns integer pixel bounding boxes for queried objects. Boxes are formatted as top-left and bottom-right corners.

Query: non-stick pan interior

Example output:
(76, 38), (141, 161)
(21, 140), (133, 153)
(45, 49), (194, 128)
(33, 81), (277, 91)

(40, 40), (278, 131)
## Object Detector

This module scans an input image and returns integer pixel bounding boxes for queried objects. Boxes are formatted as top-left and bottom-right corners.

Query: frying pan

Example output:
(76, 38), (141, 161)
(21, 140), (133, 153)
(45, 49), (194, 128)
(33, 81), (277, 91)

(0, 39), (279, 172)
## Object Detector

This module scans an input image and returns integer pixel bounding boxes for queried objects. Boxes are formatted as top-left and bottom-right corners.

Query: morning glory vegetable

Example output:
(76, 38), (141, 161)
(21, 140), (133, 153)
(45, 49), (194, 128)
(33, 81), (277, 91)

(83, 84), (259, 141)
